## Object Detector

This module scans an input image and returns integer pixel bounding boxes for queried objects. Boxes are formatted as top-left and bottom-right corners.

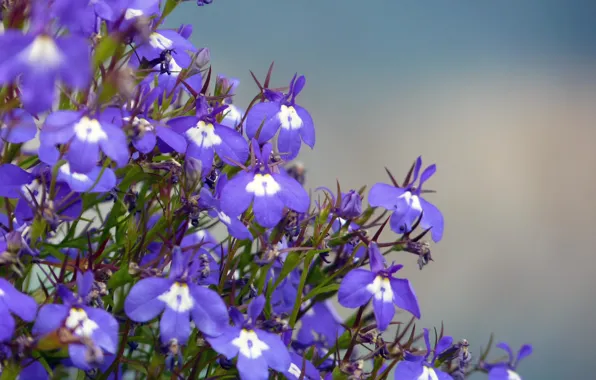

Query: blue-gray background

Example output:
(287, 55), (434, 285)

(168, 1), (596, 378)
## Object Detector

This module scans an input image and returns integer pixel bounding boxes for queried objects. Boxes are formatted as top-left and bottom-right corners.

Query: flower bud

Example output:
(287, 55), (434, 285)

(338, 190), (362, 219)
(184, 156), (203, 191)
(194, 48), (210, 69)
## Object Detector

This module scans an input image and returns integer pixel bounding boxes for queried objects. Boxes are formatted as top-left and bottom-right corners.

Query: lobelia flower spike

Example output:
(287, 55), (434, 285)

(369, 156), (445, 242)
(168, 98), (249, 176)
(338, 241), (421, 331)
(124, 246), (229, 345)
(0, 7), (91, 114)
(207, 295), (292, 380)
(245, 74), (315, 160)
(486, 342), (533, 380)
(0, 278), (38, 342)
(220, 140), (310, 228)
(394, 328), (454, 380)
(32, 271), (119, 371)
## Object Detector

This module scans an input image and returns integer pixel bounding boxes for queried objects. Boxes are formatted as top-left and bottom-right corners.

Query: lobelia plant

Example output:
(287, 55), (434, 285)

(0, 0), (533, 379)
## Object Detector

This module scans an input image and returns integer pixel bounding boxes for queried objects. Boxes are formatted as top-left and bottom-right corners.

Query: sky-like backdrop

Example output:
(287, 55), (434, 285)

(167, 1), (596, 378)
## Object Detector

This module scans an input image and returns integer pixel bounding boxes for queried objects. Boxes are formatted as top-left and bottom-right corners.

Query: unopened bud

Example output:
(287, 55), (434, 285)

(338, 190), (362, 219)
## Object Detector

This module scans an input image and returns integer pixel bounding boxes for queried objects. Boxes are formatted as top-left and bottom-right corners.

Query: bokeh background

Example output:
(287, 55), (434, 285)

(167, 1), (596, 378)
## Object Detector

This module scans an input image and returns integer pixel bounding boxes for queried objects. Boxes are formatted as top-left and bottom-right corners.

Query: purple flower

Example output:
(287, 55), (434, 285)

(486, 342), (532, 380)
(140, 51), (203, 105)
(369, 157), (444, 242)
(0, 109), (38, 144)
(220, 141), (309, 228)
(394, 328), (454, 380)
(207, 296), (291, 380)
(245, 74), (315, 160)
(0, 279), (37, 341)
(132, 29), (197, 67)
(0, 31), (90, 114)
(124, 247), (229, 344)
(32, 272), (119, 370)
(39, 110), (129, 174)
(338, 190), (363, 219)
(168, 105), (249, 174)
(338, 242), (420, 331)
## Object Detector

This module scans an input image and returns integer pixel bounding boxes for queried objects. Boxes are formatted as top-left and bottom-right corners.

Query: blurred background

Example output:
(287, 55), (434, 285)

(168, 1), (596, 378)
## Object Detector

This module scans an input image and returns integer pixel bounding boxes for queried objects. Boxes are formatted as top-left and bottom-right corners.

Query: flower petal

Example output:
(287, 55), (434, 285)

(124, 277), (171, 322)
(32, 304), (69, 336)
(338, 269), (375, 308)
(220, 171), (255, 217)
(368, 183), (404, 210)
(419, 197), (444, 242)
(246, 102), (282, 143)
(389, 277), (421, 319)
(189, 284), (229, 337)
(159, 307), (191, 345)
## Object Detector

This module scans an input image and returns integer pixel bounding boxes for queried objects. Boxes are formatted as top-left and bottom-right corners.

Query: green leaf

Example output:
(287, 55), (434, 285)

(107, 264), (133, 289)
(162, 0), (181, 18)
(0, 361), (19, 380)
(304, 283), (340, 301)
(93, 36), (119, 67)
(272, 251), (301, 290)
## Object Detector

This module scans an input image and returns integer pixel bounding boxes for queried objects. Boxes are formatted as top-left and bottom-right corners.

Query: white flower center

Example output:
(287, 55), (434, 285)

(288, 363), (303, 378)
(148, 33), (173, 50)
(223, 105), (242, 126)
(366, 276), (394, 303)
(278, 105), (303, 130)
(417, 366), (439, 380)
(59, 163), (92, 182)
(0, 288), (4, 297)
(124, 8), (143, 20)
(217, 211), (231, 225)
(398, 191), (422, 214)
(73, 117), (108, 143)
(24, 36), (63, 67)
(158, 282), (194, 312)
(65, 308), (99, 338)
(232, 329), (270, 359)
(186, 121), (222, 148)
(507, 370), (522, 380)
(166, 57), (182, 76)
(245, 174), (281, 197)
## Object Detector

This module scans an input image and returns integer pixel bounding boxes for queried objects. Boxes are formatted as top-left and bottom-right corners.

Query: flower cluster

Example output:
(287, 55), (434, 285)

(0, 0), (532, 379)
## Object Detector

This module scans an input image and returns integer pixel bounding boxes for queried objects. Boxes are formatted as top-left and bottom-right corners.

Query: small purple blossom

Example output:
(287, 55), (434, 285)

(32, 272), (119, 370)
(220, 141), (309, 228)
(394, 328), (454, 380)
(0, 30), (90, 114)
(168, 103), (249, 175)
(486, 342), (532, 380)
(207, 296), (291, 380)
(245, 74), (315, 160)
(369, 157), (444, 242)
(40, 111), (129, 174)
(338, 242), (420, 331)
(124, 247), (229, 344)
